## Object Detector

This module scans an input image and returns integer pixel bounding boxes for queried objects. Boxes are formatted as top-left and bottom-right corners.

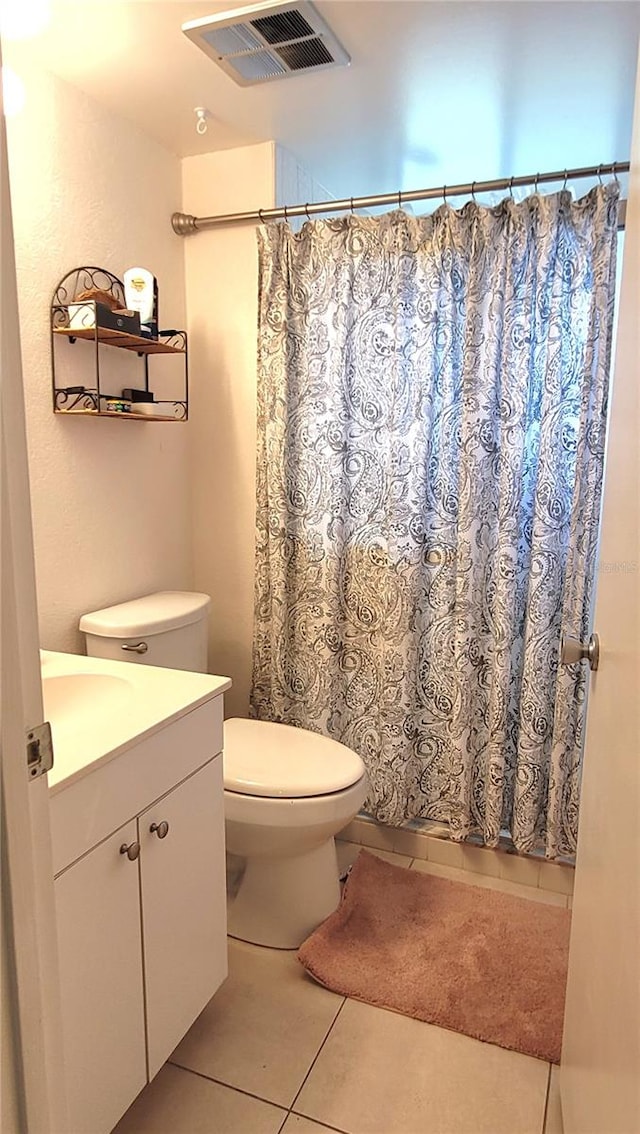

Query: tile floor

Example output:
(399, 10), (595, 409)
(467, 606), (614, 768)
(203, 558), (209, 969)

(113, 844), (565, 1134)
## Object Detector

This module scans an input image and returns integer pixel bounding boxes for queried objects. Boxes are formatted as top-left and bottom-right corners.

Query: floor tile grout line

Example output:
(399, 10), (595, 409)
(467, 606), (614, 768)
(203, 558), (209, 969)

(276, 1107), (350, 1134)
(288, 996), (349, 1115)
(167, 1058), (289, 1113)
(288, 1110), (352, 1134)
(541, 1061), (552, 1134)
(166, 992), (551, 1134)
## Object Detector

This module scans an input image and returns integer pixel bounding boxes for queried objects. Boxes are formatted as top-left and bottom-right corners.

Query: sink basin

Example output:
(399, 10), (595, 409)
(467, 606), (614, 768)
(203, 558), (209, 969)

(43, 673), (133, 729)
(41, 650), (231, 793)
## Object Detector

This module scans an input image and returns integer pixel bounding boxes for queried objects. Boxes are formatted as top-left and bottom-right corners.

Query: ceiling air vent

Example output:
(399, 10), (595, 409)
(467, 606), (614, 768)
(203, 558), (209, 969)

(182, 1), (350, 87)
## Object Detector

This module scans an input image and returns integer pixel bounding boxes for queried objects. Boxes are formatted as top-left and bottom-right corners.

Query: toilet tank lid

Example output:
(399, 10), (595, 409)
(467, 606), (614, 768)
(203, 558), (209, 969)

(79, 591), (211, 638)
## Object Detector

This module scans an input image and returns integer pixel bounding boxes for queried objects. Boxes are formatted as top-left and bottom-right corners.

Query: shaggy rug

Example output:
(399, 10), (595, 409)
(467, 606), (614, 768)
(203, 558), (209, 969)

(298, 850), (571, 1063)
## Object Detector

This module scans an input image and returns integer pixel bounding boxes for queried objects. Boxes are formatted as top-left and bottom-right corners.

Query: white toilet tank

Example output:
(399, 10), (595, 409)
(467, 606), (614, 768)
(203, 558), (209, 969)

(79, 591), (210, 672)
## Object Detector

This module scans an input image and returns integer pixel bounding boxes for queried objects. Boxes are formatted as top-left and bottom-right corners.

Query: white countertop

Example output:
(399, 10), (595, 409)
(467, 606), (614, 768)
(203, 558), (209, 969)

(42, 650), (231, 794)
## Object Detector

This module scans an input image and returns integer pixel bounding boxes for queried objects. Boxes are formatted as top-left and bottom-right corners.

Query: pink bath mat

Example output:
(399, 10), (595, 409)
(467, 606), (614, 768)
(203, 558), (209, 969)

(298, 850), (571, 1062)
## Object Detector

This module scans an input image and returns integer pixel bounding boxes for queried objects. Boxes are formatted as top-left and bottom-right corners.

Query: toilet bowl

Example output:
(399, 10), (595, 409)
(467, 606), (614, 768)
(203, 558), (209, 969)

(79, 592), (368, 950)
(224, 717), (368, 948)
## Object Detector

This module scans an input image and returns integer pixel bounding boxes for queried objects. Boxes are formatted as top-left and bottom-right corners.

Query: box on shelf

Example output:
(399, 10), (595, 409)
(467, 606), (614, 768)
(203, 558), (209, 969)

(68, 301), (141, 336)
(121, 388), (154, 403)
(130, 402), (178, 417)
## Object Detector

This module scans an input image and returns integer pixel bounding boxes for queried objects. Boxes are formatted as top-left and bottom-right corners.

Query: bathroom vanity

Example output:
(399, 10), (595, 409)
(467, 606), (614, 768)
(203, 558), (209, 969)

(44, 651), (231, 1134)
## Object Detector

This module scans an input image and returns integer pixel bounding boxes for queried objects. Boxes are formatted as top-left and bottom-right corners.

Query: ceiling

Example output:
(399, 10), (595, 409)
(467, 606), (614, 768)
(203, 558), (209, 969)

(5, 0), (640, 201)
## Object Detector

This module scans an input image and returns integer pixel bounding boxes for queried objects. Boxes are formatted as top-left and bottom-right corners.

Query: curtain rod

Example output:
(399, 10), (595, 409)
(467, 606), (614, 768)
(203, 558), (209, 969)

(172, 161), (629, 236)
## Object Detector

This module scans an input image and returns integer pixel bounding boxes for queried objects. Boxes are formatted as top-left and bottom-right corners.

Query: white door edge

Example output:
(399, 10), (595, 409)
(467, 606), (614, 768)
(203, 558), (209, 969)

(560, 44), (640, 1134)
(0, 58), (67, 1134)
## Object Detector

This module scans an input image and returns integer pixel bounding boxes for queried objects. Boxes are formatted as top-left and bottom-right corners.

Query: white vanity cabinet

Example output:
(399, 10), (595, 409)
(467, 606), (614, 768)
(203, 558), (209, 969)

(50, 693), (228, 1134)
(55, 819), (147, 1134)
(140, 757), (226, 1079)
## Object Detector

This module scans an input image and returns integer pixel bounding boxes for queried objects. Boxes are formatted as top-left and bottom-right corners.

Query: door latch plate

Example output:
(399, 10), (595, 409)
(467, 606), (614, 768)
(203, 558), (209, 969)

(26, 722), (54, 779)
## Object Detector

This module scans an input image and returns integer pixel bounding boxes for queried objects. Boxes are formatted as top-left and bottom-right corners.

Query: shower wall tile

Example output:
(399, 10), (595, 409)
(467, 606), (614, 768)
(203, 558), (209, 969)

(371, 849), (414, 869)
(492, 877), (567, 906)
(410, 859), (488, 886)
(538, 862), (575, 895)
(338, 816), (383, 844)
(459, 844), (502, 878)
(352, 821), (397, 852)
(392, 829), (430, 859)
(426, 838), (465, 869)
(335, 840), (364, 875)
(341, 815), (574, 897)
(338, 819), (366, 844)
(499, 854), (541, 888)
(410, 860), (568, 906)
(336, 841), (412, 874)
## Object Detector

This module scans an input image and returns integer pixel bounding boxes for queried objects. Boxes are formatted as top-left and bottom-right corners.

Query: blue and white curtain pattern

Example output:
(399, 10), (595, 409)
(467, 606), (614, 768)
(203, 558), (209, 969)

(250, 185), (620, 858)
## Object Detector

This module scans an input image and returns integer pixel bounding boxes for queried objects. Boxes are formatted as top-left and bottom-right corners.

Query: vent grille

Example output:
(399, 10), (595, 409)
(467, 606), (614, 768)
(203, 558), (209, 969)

(227, 51), (287, 81)
(275, 36), (333, 69)
(202, 24), (263, 55)
(251, 10), (315, 43)
(182, 1), (350, 87)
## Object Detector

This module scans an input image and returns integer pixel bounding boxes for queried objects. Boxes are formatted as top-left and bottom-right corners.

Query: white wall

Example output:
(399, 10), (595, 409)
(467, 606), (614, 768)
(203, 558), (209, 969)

(5, 57), (192, 653)
(182, 143), (275, 715)
(275, 145), (333, 227)
(182, 143), (331, 712)
(5, 63), (324, 695)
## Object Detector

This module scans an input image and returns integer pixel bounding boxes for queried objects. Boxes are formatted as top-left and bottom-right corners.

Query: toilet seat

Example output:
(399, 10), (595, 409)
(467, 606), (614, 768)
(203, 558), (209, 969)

(223, 718), (365, 798)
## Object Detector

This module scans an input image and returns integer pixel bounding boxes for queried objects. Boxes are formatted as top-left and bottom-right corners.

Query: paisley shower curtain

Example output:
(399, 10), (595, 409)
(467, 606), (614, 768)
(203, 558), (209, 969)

(250, 184), (619, 857)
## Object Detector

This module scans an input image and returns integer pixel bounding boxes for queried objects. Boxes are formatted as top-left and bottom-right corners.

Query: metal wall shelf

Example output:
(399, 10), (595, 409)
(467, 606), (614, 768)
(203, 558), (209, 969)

(50, 267), (189, 421)
(53, 405), (184, 422)
(53, 326), (186, 355)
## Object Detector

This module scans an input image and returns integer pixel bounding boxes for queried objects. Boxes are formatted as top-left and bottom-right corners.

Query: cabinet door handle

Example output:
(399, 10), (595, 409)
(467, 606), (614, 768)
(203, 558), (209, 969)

(150, 821), (169, 840)
(120, 841), (140, 861)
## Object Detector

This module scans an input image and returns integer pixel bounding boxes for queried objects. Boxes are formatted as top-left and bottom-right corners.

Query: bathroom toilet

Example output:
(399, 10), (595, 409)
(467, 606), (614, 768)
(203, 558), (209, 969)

(79, 591), (368, 948)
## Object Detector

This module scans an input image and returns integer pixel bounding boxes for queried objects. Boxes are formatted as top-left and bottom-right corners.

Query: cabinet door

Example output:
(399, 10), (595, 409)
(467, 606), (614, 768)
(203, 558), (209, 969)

(55, 820), (147, 1134)
(140, 758), (228, 1078)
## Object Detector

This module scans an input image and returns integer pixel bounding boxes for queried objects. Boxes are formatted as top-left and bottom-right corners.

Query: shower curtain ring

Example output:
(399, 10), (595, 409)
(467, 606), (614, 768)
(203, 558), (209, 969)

(443, 184), (447, 205)
(350, 197), (355, 216)
(471, 181), (477, 202)
(305, 202), (311, 221)
(284, 203), (289, 222)
(258, 209), (265, 224)
(597, 165), (604, 185)
(562, 169), (568, 191)
(398, 189), (402, 209)
(509, 176), (515, 200)
(612, 161), (619, 183)
(534, 172), (540, 194)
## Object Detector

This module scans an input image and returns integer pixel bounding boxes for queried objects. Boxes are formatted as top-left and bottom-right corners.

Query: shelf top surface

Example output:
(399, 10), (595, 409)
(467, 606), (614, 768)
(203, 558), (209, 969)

(54, 407), (186, 422)
(53, 325), (185, 355)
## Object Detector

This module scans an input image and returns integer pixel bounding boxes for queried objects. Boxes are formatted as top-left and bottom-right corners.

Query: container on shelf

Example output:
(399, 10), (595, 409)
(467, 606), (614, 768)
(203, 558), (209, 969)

(68, 301), (142, 337)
